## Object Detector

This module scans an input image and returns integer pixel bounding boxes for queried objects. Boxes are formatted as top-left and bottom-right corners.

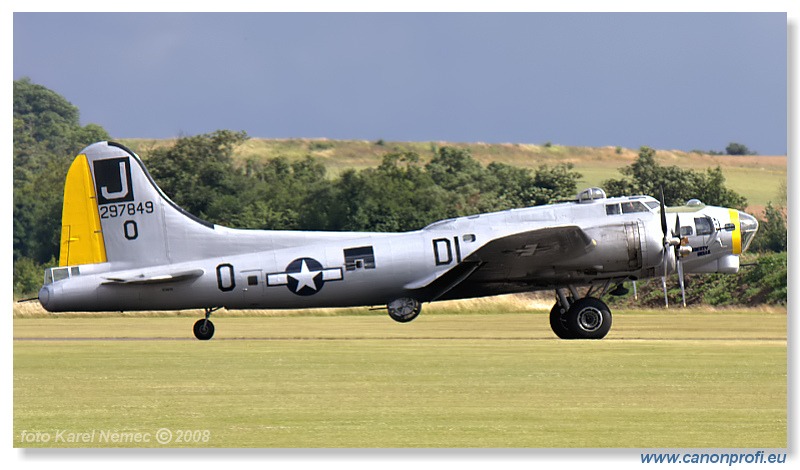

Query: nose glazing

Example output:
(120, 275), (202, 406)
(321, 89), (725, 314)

(738, 211), (758, 252)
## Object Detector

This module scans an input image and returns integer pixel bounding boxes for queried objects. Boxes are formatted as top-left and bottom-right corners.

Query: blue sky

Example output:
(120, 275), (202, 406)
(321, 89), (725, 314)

(13, 12), (787, 154)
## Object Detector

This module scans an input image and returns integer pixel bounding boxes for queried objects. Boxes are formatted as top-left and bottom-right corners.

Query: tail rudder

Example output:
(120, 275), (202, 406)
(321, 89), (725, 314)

(59, 151), (107, 266)
(60, 141), (214, 268)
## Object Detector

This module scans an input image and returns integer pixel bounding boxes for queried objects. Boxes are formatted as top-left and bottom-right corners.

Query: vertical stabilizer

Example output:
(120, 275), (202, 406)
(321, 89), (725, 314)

(59, 154), (107, 266)
(70, 141), (217, 269)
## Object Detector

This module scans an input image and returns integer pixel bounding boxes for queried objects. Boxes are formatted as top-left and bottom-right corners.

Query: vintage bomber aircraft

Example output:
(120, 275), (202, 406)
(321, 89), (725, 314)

(38, 141), (759, 340)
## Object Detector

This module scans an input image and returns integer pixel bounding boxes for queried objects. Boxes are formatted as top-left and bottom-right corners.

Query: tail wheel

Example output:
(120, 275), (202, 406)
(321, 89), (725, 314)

(549, 303), (574, 339)
(193, 319), (215, 340)
(565, 297), (612, 340)
(387, 298), (421, 323)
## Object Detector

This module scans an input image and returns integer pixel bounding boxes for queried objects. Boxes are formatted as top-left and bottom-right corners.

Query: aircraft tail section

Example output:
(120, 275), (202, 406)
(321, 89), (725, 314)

(60, 141), (216, 269)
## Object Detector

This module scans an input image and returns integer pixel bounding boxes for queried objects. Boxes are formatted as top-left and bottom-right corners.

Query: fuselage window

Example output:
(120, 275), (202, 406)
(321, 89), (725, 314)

(606, 204), (621, 215)
(621, 201), (649, 214)
(695, 217), (713, 236)
(247, 275), (259, 286)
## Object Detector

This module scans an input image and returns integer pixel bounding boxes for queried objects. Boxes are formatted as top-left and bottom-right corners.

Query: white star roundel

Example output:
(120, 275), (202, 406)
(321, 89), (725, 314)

(266, 257), (343, 296)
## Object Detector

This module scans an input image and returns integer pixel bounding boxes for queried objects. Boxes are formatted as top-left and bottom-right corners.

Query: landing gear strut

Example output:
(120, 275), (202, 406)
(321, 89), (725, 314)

(549, 288), (612, 340)
(193, 307), (221, 340)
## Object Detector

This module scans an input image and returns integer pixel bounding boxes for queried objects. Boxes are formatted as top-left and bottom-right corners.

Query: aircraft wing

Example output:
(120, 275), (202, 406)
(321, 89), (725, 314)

(464, 225), (595, 278)
(101, 269), (204, 285)
(410, 225), (595, 300)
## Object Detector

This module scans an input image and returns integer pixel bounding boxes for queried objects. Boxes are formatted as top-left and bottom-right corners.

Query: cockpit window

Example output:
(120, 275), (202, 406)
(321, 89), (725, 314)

(621, 201), (649, 214)
(52, 267), (70, 282)
(680, 226), (694, 237)
(645, 201), (660, 210)
(607, 201), (651, 215)
(43, 266), (80, 285)
(695, 217), (713, 236)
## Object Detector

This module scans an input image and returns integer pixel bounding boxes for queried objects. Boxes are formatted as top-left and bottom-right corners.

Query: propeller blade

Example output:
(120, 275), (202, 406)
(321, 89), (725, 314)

(659, 187), (667, 238)
(661, 187), (670, 299)
(677, 258), (686, 308)
(662, 245), (670, 308)
(673, 212), (687, 307)
(673, 213), (682, 258)
(658, 187), (679, 309)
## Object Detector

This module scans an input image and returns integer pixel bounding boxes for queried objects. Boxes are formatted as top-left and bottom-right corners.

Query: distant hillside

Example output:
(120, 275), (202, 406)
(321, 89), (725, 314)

(118, 138), (786, 211)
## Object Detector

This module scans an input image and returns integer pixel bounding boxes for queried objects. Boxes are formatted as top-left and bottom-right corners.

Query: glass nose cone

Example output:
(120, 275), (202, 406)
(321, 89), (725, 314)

(738, 211), (758, 252)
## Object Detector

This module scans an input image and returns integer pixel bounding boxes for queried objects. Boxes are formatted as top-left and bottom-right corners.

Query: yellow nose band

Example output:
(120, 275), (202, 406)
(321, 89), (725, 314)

(729, 209), (741, 255)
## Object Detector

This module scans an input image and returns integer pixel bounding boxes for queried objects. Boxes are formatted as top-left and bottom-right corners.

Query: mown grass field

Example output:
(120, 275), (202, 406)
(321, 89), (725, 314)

(14, 305), (786, 448)
(119, 138), (787, 211)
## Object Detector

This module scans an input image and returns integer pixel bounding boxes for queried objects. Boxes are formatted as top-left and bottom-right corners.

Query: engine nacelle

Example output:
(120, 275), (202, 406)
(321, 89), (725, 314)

(684, 254), (739, 274)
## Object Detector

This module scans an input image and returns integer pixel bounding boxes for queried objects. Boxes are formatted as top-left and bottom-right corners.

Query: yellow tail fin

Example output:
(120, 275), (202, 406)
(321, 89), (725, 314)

(59, 154), (107, 266)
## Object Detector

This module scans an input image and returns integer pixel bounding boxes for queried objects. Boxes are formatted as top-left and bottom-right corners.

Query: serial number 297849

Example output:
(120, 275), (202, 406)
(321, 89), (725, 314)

(99, 201), (154, 219)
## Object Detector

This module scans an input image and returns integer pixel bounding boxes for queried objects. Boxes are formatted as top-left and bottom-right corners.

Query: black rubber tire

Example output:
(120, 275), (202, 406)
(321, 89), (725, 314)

(549, 302), (574, 339)
(193, 319), (215, 340)
(387, 298), (421, 323)
(565, 297), (612, 340)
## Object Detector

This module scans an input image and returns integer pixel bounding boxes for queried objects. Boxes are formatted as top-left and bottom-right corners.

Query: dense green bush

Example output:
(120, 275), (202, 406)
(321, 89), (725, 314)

(603, 146), (747, 209)
(607, 252), (787, 308)
(749, 202), (787, 253)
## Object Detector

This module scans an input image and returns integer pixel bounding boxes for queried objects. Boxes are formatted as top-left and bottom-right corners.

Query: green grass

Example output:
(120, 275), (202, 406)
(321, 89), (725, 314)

(14, 310), (786, 448)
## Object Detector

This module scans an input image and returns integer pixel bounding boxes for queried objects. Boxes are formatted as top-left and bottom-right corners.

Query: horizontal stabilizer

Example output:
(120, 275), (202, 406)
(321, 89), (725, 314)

(101, 269), (204, 285)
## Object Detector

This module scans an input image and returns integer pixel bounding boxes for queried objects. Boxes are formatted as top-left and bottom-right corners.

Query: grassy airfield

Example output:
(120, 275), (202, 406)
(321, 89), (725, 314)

(13, 301), (786, 448)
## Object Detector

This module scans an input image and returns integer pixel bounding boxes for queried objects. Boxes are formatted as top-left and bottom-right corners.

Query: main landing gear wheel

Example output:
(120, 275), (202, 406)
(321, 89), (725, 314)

(387, 298), (422, 323)
(193, 319), (215, 340)
(564, 297), (612, 340)
(549, 303), (574, 340)
(194, 307), (220, 340)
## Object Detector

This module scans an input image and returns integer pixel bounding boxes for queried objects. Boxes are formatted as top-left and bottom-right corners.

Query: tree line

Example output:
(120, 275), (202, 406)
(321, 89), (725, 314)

(143, 130), (584, 233)
(12, 79), (786, 297)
